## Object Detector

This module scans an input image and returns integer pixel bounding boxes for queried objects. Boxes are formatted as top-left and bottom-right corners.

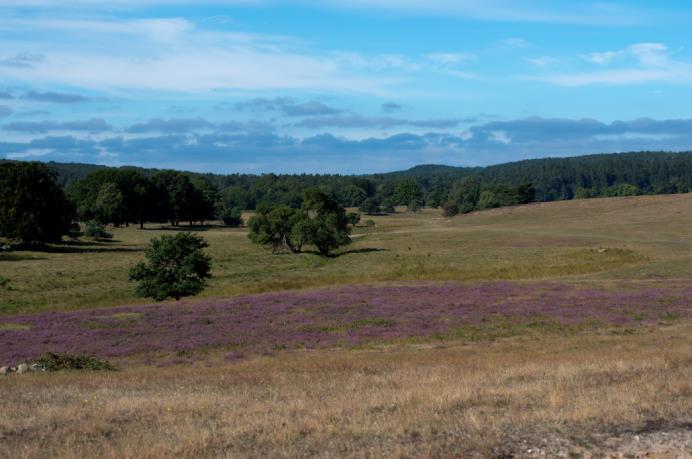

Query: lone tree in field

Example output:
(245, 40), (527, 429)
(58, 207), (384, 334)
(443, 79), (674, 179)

(129, 232), (212, 301)
(248, 189), (351, 256)
(0, 161), (74, 245)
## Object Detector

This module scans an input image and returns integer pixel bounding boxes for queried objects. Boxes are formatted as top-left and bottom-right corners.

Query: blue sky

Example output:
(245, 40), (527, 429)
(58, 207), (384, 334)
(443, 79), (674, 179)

(1, 1), (692, 174)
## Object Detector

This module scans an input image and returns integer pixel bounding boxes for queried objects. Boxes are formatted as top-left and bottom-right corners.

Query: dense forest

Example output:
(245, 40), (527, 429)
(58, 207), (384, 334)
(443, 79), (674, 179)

(2, 151), (692, 241)
(37, 151), (692, 208)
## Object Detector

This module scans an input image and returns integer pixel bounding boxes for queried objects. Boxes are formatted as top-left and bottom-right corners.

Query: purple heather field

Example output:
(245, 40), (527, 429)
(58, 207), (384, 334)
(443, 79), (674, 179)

(1, 280), (690, 363)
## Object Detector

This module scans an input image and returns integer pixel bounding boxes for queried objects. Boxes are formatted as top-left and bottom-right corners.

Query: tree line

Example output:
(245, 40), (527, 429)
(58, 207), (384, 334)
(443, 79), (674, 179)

(3, 151), (692, 246)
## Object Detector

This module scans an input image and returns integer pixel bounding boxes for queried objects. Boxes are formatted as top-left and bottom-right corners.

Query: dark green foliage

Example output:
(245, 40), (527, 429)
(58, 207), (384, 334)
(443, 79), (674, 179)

(0, 161), (74, 244)
(477, 191), (502, 210)
(604, 183), (640, 197)
(359, 197), (380, 215)
(301, 188), (351, 256)
(407, 199), (423, 213)
(442, 201), (459, 217)
(337, 184), (368, 207)
(152, 171), (198, 226)
(248, 205), (305, 253)
(516, 183), (536, 204)
(248, 189), (351, 256)
(189, 176), (219, 225)
(84, 220), (113, 239)
(129, 232), (212, 301)
(393, 177), (423, 206)
(69, 168), (163, 228)
(94, 182), (125, 225)
(449, 176), (481, 213)
(346, 212), (361, 226)
(380, 198), (396, 213)
(33, 352), (116, 371)
(219, 206), (243, 227)
(23, 151), (692, 220)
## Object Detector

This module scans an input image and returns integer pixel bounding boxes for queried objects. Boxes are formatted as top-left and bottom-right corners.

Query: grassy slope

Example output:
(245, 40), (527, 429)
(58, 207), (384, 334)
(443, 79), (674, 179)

(3, 194), (692, 315)
(1, 194), (691, 456)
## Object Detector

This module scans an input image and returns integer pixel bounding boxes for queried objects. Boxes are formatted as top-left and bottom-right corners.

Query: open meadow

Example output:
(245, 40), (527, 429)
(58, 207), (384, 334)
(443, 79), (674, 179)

(1, 194), (691, 457)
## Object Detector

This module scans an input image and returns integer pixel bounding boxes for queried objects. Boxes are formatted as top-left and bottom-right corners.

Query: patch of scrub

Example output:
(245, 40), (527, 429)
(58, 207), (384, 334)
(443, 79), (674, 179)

(0, 323), (31, 331)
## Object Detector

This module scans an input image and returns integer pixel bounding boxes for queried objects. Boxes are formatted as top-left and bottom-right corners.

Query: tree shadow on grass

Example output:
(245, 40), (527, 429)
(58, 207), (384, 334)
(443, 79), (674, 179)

(0, 253), (48, 262)
(301, 247), (387, 258)
(140, 225), (212, 232)
(39, 244), (141, 254)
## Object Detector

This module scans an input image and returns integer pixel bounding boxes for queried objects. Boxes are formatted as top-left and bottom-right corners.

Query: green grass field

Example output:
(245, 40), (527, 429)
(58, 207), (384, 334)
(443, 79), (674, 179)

(2, 193), (691, 315)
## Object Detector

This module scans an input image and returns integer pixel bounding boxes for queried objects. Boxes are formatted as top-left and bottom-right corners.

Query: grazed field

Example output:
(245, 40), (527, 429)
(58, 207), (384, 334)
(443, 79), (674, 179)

(5, 194), (692, 315)
(1, 195), (692, 457)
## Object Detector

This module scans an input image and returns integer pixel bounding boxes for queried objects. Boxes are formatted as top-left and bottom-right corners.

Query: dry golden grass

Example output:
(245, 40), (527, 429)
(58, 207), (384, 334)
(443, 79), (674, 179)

(1, 324), (690, 458)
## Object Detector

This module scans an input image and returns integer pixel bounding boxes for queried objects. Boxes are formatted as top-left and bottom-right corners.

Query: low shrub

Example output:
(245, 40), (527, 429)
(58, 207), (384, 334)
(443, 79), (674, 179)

(220, 206), (243, 227)
(33, 352), (117, 371)
(0, 276), (10, 290)
(84, 220), (113, 239)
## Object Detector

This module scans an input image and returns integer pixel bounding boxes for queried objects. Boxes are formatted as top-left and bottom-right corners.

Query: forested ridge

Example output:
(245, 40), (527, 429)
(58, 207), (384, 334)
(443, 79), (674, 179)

(27, 150), (692, 207)
(3, 151), (692, 245)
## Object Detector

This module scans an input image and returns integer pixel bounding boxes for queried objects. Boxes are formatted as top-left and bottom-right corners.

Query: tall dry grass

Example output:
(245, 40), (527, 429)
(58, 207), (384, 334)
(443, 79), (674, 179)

(1, 324), (690, 458)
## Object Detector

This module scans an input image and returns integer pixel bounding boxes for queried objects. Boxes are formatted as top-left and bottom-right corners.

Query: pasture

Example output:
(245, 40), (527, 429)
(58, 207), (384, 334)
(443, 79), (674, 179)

(1, 194), (691, 457)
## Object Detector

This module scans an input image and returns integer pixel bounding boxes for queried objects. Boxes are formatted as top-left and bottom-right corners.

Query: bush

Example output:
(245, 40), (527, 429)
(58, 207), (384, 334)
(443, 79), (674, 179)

(220, 206), (243, 227)
(442, 201), (459, 217)
(84, 220), (112, 239)
(364, 219), (376, 228)
(0, 275), (10, 290)
(407, 199), (422, 213)
(129, 232), (212, 301)
(33, 352), (116, 371)
(346, 212), (361, 226)
(358, 198), (380, 215)
(66, 221), (82, 240)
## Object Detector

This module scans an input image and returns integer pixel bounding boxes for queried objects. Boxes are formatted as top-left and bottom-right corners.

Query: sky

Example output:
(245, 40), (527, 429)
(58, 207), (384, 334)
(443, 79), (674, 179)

(1, 0), (692, 174)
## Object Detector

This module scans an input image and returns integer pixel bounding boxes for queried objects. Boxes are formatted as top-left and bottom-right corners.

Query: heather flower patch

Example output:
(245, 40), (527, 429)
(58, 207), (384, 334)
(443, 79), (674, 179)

(0, 280), (690, 364)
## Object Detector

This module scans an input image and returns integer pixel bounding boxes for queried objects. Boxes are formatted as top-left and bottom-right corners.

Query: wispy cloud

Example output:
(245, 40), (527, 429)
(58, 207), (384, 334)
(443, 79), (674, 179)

(234, 98), (343, 116)
(381, 102), (403, 113)
(0, 17), (403, 94)
(21, 90), (90, 103)
(126, 118), (214, 134)
(295, 114), (461, 129)
(538, 43), (692, 86)
(3, 118), (112, 133)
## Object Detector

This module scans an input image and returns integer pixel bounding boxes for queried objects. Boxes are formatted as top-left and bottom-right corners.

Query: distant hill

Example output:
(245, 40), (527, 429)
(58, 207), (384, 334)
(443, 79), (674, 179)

(4, 150), (692, 206)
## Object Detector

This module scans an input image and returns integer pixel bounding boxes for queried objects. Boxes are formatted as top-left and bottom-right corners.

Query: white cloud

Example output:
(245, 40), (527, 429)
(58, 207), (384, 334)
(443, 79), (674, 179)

(0, 17), (404, 94)
(581, 51), (619, 65)
(489, 130), (511, 144)
(527, 57), (561, 68)
(425, 53), (475, 65)
(540, 42), (692, 86)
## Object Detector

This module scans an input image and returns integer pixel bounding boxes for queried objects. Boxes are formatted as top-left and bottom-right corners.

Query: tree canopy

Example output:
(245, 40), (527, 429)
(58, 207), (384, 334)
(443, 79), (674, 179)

(129, 232), (212, 301)
(0, 161), (74, 244)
